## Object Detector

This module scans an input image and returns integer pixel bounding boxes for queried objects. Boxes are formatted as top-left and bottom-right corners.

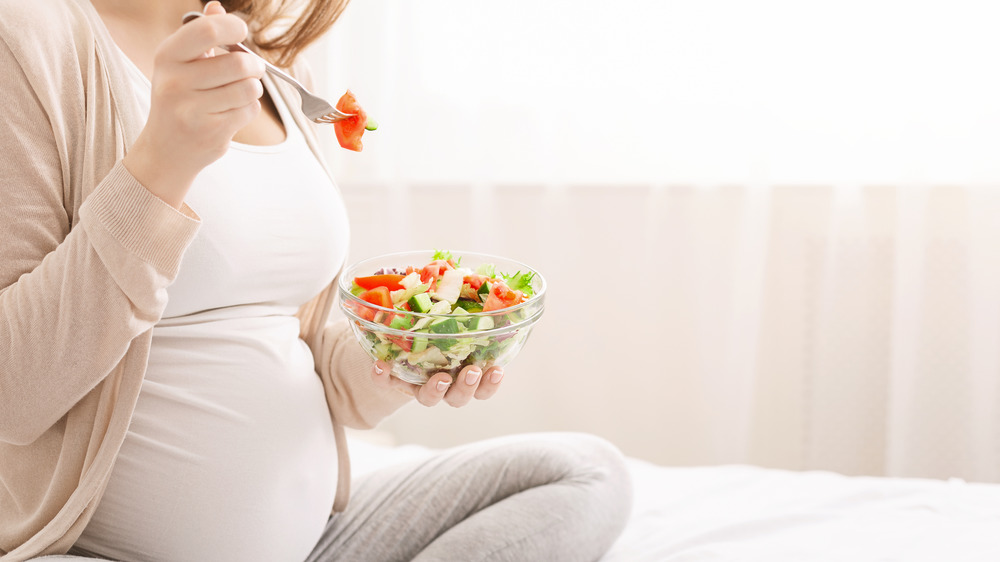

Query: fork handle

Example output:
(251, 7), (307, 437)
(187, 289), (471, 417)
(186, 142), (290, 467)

(226, 43), (310, 93)
(180, 11), (309, 93)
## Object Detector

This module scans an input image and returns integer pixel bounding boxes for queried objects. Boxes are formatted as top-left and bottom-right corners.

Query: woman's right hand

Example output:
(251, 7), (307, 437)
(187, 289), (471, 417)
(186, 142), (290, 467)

(122, 1), (266, 209)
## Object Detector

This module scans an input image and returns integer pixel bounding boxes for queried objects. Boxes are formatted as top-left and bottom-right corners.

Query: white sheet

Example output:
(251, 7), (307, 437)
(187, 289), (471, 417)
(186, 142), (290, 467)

(347, 437), (1000, 562)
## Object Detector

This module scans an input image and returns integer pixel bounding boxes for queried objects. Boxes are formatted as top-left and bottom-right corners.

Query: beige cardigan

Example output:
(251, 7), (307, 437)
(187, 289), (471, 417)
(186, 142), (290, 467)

(0, 1), (410, 559)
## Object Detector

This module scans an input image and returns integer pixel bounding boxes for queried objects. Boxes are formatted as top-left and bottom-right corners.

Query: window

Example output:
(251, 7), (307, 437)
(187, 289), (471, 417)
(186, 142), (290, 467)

(316, 0), (1000, 186)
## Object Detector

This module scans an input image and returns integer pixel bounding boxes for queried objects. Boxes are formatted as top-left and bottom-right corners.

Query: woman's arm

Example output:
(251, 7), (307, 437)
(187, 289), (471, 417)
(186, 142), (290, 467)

(311, 317), (508, 428)
(0, 4), (273, 445)
(0, 38), (203, 445)
(313, 318), (412, 429)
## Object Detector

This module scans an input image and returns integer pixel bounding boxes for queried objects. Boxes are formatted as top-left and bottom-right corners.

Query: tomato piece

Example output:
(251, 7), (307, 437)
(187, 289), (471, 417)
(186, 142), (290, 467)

(386, 335), (413, 352)
(482, 281), (522, 311)
(482, 293), (504, 312)
(495, 281), (519, 301)
(350, 286), (393, 322)
(346, 300), (377, 322)
(463, 274), (489, 291)
(354, 274), (405, 291)
(359, 286), (393, 308)
(333, 90), (370, 152)
(419, 260), (453, 284)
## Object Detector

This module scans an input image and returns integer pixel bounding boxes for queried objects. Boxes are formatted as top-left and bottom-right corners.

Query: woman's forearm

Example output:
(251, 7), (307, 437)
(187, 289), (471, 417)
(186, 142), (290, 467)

(313, 319), (412, 430)
(0, 162), (200, 445)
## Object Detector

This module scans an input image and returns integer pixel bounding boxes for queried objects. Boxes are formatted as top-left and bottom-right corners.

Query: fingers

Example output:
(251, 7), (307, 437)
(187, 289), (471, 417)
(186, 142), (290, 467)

(442, 365), (504, 405)
(411, 372), (451, 407)
(371, 360), (424, 400)
(194, 1), (227, 58)
(370, 361), (505, 408)
(200, 76), (264, 114)
(203, 0), (226, 16)
(440, 365), (484, 408)
(152, 52), (264, 120)
(211, 99), (262, 135)
(189, 51), (266, 90)
(158, 8), (249, 63)
(474, 366), (504, 400)
(372, 360), (408, 392)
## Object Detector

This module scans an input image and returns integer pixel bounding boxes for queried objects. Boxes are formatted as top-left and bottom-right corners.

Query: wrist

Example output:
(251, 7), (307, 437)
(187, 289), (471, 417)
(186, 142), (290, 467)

(123, 137), (198, 210)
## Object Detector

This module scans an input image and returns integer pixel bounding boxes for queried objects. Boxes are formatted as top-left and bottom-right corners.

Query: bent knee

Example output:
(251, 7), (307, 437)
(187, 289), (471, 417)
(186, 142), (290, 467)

(522, 432), (633, 506)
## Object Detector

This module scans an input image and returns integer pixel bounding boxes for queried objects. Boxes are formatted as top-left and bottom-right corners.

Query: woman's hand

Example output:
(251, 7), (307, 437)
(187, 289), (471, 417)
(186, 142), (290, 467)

(123, 1), (265, 209)
(371, 361), (505, 407)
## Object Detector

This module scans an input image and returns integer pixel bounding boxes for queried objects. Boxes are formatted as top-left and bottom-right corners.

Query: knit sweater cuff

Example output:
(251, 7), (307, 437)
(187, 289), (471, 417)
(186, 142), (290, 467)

(80, 160), (200, 278)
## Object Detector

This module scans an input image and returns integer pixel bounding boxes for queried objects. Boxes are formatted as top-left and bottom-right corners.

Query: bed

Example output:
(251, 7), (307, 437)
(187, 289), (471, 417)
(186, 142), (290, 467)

(347, 436), (1000, 562)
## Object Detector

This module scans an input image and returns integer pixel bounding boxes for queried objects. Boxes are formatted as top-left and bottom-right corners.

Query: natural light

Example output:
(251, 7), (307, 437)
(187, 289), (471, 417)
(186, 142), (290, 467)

(316, 0), (1000, 187)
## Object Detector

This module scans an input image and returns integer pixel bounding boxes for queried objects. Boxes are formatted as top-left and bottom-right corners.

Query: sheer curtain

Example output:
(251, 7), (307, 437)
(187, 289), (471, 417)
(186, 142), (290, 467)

(309, 0), (1000, 482)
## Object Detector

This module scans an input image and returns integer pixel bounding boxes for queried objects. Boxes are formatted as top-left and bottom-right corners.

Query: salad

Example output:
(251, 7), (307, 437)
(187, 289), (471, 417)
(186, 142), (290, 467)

(342, 250), (542, 382)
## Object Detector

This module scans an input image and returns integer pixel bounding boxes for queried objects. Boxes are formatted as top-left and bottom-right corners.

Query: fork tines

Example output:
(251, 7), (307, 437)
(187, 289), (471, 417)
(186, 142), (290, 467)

(315, 112), (355, 124)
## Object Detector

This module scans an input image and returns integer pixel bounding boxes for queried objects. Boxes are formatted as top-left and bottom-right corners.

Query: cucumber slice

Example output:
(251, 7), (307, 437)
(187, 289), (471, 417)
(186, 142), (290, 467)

(408, 292), (433, 313)
(388, 315), (412, 330)
(411, 334), (429, 353)
(373, 342), (393, 360)
(428, 317), (460, 334)
(468, 315), (495, 331)
(455, 299), (483, 313)
(365, 118), (378, 131)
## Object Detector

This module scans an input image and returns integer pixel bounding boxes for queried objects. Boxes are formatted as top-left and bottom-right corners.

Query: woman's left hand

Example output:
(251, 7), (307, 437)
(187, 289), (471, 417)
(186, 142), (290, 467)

(371, 361), (504, 407)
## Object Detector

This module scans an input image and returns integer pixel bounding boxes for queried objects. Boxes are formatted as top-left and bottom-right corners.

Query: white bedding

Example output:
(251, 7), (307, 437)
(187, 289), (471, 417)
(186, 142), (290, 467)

(347, 437), (1000, 562)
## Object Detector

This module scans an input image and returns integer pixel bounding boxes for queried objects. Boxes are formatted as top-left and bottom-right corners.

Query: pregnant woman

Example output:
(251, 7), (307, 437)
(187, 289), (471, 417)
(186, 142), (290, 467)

(0, 0), (631, 561)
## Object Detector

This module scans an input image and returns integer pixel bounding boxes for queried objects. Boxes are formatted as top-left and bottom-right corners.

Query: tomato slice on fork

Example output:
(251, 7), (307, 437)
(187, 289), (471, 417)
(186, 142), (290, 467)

(334, 90), (374, 152)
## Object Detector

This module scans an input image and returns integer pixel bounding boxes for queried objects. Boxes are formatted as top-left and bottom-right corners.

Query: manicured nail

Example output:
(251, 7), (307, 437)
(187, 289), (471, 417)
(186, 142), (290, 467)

(436, 380), (451, 392)
(489, 369), (504, 384)
(465, 369), (482, 385)
(374, 363), (384, 375)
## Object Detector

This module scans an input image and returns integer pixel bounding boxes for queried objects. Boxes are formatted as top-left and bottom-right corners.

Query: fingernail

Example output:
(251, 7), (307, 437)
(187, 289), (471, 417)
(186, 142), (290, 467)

(436, 380), (451, 392)
(465, 368), (482, 385)
(489, 369), (504, 384)
(374, 363), (384, 375)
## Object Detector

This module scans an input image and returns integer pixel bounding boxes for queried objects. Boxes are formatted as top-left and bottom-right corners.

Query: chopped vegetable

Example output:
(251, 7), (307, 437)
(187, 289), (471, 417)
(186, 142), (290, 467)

(501, 271), (536, 298)
(333, 90), (373, 152)
(354, 274), (406, 292)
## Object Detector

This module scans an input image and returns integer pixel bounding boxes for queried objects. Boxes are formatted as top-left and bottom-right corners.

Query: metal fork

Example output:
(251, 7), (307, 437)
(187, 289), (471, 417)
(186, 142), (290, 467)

(181, 11), (354, 124)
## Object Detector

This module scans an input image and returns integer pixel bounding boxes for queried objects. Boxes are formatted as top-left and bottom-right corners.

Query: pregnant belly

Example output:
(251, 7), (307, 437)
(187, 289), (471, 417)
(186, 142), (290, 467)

(77, 317), (338, 562)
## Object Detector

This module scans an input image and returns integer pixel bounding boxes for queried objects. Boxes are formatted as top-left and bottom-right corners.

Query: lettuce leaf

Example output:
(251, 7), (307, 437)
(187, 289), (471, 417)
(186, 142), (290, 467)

(501, 270), (535, 297)
(432, 249), (460, 265)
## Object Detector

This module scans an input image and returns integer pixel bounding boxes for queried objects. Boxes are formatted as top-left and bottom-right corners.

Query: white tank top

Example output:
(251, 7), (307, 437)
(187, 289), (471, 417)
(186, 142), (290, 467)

(76, 52), (350, 562)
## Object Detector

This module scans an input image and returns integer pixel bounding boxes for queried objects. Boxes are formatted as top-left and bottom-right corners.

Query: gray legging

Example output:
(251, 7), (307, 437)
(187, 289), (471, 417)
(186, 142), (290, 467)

(55, 432), (632, 562)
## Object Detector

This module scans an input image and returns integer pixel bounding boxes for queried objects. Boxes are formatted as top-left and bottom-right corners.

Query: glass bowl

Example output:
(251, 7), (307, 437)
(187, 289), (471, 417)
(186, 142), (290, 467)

(338, 250), (546, 385)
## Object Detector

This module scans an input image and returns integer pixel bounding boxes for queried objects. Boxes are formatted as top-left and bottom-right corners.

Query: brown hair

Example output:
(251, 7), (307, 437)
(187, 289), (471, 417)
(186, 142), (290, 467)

(213, 0), (350, 67)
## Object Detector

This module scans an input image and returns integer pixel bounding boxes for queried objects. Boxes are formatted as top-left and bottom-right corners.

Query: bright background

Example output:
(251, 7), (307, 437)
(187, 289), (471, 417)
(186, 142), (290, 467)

(307, 0), (1000, 483)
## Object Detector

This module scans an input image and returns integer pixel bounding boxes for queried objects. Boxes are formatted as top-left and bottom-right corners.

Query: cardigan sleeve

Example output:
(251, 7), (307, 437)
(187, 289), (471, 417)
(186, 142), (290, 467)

(0, 37), (200, 445)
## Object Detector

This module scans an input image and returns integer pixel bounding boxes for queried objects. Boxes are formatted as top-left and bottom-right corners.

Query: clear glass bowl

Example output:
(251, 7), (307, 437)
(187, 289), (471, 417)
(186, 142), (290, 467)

(338, 250), (546, 385)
